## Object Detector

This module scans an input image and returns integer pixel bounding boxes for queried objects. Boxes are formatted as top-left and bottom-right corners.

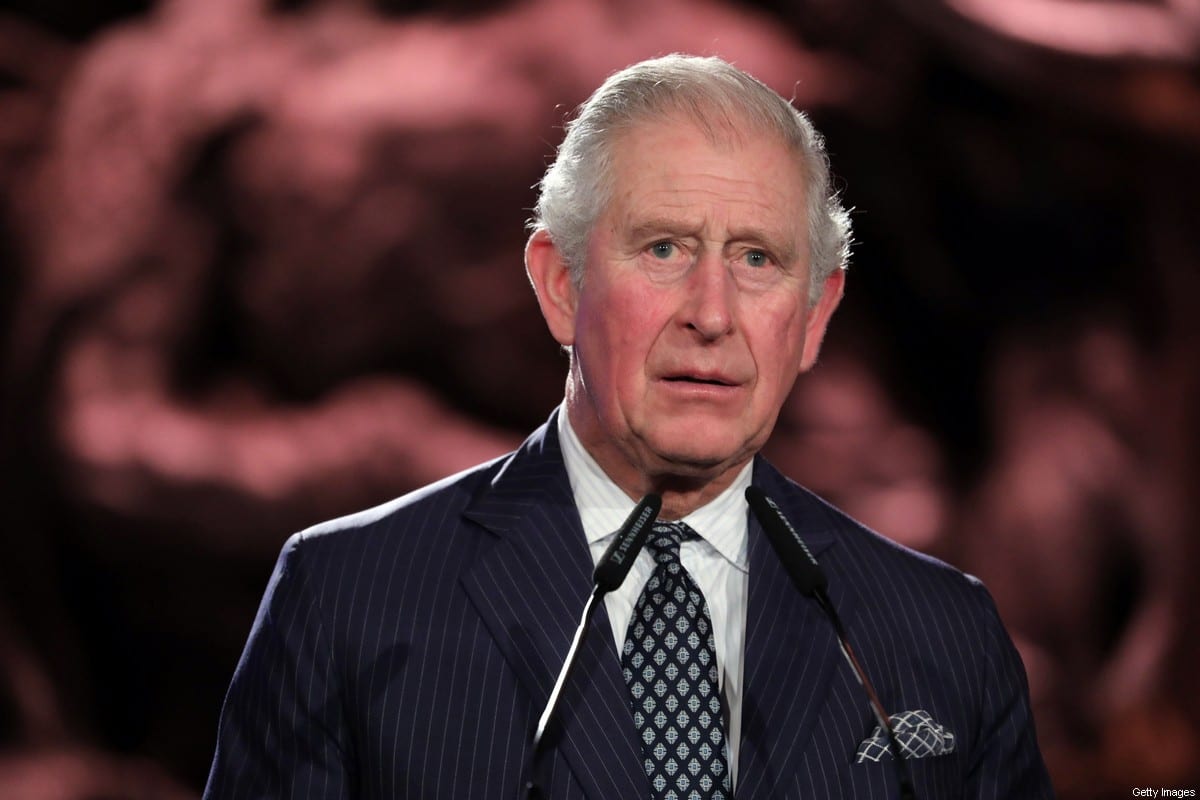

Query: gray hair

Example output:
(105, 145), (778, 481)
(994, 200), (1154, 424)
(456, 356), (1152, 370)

(531, 54), (851, 305)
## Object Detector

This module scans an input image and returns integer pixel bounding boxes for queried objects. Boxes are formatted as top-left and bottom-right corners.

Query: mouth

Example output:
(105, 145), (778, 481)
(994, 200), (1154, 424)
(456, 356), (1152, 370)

(663, 375), (737, 387)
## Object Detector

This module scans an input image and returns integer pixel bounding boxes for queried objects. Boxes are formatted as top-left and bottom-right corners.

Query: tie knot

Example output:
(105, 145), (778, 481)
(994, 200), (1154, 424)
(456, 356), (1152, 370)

(647, 521), (698, 564)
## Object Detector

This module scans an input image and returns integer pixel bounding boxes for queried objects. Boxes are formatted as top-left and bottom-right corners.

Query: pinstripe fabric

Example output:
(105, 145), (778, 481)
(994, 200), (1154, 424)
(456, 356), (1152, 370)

(204, 409), (1053, 799)
(738, 462), (1053, 799)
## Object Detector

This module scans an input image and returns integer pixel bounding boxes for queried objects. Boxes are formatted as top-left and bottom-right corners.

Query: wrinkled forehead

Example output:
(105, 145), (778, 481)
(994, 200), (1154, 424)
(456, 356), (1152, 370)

(601, 109), (809, 204)
(599, 116), (809, 259)
(606, 113), (806, 202)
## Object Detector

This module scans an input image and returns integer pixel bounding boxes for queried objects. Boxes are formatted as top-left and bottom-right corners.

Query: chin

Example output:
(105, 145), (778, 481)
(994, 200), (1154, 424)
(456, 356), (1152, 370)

(644, 438), (751, 477)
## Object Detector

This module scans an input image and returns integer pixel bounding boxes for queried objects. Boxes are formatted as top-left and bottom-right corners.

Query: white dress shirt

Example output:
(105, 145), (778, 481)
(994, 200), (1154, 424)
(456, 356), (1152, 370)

(557, 408), (751, 785)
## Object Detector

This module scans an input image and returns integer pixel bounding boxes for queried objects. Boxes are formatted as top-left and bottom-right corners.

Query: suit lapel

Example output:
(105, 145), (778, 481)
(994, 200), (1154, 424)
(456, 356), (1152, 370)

(736, 460), (858, 799)
(460, 421), (861, 798)
(460, 413), (647, 799)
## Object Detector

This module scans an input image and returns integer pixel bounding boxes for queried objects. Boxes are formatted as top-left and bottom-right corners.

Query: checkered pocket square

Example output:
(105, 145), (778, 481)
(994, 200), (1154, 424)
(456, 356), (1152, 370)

(855, 709), (956, 763)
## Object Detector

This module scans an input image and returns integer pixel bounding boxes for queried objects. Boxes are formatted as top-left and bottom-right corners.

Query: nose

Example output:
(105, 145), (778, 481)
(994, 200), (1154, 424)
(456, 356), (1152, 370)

(681, 250), (735, 340)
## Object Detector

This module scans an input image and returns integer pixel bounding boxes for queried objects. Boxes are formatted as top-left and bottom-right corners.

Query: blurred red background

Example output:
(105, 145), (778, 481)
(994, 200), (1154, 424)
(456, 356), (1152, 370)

(1, 0), (1198, 796)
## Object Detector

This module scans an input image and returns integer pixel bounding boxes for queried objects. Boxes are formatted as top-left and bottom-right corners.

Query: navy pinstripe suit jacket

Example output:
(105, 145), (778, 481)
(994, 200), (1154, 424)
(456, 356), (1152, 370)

(205, 411), (1053, 798)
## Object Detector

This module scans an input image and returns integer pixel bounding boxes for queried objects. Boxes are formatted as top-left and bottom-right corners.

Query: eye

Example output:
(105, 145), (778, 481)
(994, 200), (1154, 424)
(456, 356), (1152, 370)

(744, 249), (769, 268)
(650, 241), (675, 259)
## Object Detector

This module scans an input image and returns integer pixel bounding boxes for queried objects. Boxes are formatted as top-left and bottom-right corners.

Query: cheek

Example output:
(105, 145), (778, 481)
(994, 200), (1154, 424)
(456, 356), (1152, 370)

(748, 309), (807, 390)
(577, 288), (655, 386)
(603, 285), (670, 351)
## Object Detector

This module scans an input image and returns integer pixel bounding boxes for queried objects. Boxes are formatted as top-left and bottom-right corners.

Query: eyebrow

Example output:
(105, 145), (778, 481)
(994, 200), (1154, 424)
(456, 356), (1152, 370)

(626, 217), (700, 242)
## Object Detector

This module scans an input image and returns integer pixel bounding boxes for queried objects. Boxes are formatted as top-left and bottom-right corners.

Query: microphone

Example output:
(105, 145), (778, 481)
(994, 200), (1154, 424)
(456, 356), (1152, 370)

(593, 494), (663, 593)
(745, 487), (826, 597)
(526, 493), (662, 795)
(745, 487), (916, 800)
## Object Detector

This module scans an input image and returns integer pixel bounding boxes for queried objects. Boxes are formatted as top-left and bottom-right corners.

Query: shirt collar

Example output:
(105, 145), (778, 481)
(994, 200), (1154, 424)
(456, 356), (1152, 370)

(557, 404), (750, 572)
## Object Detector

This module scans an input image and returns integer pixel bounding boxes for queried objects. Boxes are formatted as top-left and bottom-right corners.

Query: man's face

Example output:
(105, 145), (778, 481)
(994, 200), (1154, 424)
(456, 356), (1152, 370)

(536, 116), (842, 493)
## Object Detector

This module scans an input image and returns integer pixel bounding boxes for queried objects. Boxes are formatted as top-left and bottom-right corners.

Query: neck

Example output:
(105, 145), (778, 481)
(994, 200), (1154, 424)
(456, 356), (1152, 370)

(636, 469), (745, 520)
(562, 400), (751, 520)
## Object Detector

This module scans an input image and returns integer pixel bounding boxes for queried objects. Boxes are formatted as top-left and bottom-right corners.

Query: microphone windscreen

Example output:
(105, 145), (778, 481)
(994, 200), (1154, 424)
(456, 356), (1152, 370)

(593, 494), (662, 593)
(745, 486), (828, 597)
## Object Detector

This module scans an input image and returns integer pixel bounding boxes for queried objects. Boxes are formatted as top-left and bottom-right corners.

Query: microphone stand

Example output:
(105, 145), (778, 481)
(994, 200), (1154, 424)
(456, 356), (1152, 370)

(747, 487), (916, 800)
(524, 494), (661, 799)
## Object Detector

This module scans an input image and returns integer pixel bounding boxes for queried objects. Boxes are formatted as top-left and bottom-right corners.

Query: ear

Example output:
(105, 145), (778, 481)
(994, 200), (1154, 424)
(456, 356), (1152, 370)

(525, 229), (579, 347)
(798, 268), (845, 372)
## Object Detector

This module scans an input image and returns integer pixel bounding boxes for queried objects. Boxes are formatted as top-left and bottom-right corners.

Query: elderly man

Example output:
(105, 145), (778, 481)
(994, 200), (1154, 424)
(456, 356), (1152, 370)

(204, 55), (1052, 799)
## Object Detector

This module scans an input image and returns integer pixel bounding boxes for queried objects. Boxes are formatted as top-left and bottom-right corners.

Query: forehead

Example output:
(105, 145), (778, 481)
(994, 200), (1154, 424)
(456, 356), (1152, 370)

(602, 117), (808, 245)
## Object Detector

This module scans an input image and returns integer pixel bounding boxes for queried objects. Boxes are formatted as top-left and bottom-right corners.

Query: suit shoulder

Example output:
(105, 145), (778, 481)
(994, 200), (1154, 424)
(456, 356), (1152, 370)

(773, 475), (990, 607)
(284, 453), (511, 558)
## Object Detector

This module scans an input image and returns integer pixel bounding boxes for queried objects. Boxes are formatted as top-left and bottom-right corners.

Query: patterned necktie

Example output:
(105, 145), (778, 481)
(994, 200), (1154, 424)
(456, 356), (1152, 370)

(621, 521), (731, 800)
